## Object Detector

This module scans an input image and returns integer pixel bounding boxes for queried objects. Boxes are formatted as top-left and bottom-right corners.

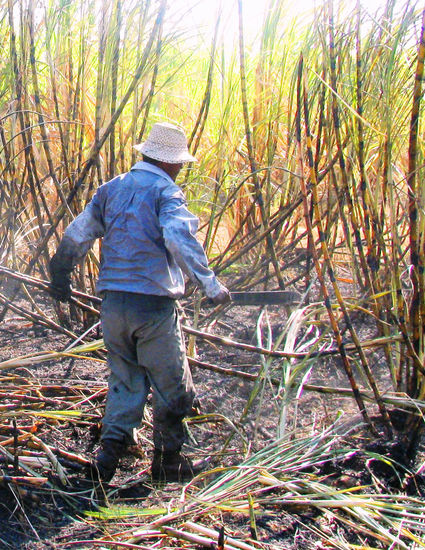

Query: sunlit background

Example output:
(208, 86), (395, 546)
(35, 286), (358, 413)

(167, 0), (406, 48)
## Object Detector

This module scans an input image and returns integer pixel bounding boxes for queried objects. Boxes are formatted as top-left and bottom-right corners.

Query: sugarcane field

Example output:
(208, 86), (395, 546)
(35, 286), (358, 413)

(1, 0), (425, 548)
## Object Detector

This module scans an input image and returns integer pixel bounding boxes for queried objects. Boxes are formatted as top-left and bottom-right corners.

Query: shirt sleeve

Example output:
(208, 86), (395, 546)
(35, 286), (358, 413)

(159, 188), (224, 298)
(51, 190), (105, 273)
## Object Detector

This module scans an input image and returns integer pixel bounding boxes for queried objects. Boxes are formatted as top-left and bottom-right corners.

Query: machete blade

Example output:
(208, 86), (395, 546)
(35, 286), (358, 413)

(230, 290), (301, 306)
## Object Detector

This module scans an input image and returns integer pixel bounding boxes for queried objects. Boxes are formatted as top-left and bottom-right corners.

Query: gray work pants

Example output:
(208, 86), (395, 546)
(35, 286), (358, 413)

(100, 291), (195, 452)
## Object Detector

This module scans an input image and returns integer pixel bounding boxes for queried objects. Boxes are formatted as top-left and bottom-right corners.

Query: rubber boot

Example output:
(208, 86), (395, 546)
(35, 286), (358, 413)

(151, 449), (196, 483)
(89, 439), (127, 482)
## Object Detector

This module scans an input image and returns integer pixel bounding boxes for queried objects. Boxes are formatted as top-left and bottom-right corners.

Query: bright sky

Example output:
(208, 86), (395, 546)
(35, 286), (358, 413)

(169, 0), (316, 45)
(168, 0), (413, 48)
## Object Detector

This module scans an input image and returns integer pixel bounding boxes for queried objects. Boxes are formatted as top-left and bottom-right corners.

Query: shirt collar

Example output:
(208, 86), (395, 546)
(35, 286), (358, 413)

(131, 161), (174, 184)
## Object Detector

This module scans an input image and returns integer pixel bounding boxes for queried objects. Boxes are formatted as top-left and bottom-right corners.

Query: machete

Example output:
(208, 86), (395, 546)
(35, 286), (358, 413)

(229, 290), (301, 306)
(0, 266), (301, 308)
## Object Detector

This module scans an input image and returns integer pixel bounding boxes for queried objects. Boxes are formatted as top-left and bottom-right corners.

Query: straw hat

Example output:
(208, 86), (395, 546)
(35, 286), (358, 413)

(133, 122), (197, 164)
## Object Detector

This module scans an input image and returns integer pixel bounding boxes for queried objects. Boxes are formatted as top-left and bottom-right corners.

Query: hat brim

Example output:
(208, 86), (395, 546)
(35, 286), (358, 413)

(133, 142), (197, 164)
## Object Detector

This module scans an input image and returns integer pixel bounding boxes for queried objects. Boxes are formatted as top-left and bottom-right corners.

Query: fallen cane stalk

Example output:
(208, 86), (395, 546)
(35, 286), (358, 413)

(30, 434), (69, 486)
(0, 290), (81, 341)
(0, 432), (33, 447)
(44, 446), (91, 467)
(62, 540), (155, 549)
(0, 266), (101, 304)
(0, 455), (50, 468)
(159, 525), (257, 550)
(0, 443), (50, 480)
(0, 266), (410, 360)
(0, 475), (49, 487)
(183, 521), (258, 550)
(189, 357), (425, 412)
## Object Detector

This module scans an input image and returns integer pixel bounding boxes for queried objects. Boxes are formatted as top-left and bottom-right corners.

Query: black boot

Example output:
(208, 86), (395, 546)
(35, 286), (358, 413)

(151, 449), (196, 483)
(89, 439), (127, 482)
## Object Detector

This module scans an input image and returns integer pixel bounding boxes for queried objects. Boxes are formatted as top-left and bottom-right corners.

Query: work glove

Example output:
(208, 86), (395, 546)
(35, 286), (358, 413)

(48, 278), (72, 302)
(48, 253), (72, 302)
(210, 282), (231, 305)
(48, 274), (72, 302)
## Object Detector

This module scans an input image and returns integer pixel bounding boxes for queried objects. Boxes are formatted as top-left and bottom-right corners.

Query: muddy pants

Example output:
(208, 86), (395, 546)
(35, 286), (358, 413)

(100, 290), (195, 452)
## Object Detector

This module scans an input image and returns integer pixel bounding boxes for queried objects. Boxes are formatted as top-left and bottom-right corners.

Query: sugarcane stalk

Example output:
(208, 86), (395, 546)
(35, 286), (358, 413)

(0, 1), (167, 326)
(207, 135), (349, 276)
(304, 69), (327, 297)
(62, 540), (153, 550)
(314, 69), (326, 174)
(0, 390), (72, 407)
(28, 2), (70, 221)
(120, 25), (163, 158)
(64, 1), (74, 156)
(188, 11), (220, 156)
(237, 0), (285, 290)
(407, 6), (425, 392)
(296, 53), (377, 434)
(190, 355), (425, 411)
(326, 3), (394, 434)
(0, 290), (79, 341)
(7, 0), (46, 245)
(1, 265), (412, 366)
(75, 8), (89, 180)
(0, 2), (47, 318)
(160, 525), (255, 550)
(0, 266), (101, 305)
(134, 0), (156, 144)
(355, 1), (373, 272)
(212, 197), (303, 273)
(355, 1), (400, 388)
(44, 0), (166, 228)
(108, 0), (122, 180)
(328, 0), (369, 290)
(184, 522), (256, 550)
(45, 9), (73, 202)
(402, 6), (425, 457)
(29, 435), (68, 485)
(0, 475), (49, 487)
(94, 0), (108, 184)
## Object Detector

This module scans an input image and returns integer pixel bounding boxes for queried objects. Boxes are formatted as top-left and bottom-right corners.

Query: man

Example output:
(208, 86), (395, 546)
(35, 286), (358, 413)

(49, 122), (230, 483)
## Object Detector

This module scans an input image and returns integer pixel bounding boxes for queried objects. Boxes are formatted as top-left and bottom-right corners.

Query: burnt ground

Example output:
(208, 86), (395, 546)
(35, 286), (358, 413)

(0, 289), (424, 549)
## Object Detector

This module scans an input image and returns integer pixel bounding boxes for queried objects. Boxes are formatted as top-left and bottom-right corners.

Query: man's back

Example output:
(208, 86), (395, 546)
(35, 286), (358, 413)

(50, 126), (228, 305)
(86, 162), (189, 297)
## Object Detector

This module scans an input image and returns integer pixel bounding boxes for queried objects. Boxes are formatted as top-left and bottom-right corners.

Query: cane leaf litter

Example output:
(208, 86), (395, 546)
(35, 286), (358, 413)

(0, 0), (425, 548)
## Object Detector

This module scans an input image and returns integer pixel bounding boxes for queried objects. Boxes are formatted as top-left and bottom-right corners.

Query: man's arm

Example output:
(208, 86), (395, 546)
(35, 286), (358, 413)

(49, 195), (105, 301)
(159, 191), (230, 304)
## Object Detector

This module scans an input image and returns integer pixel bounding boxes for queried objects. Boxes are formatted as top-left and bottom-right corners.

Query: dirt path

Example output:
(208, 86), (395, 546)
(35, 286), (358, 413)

(0, 297), (423, 549)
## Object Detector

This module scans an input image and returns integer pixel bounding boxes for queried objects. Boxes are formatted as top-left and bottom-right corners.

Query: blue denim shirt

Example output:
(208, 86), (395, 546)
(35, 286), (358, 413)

(58, 162), (223, 299)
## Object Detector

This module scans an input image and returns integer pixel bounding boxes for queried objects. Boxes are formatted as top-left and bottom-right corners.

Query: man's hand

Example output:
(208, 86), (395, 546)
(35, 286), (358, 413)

(48, 279), (72, 302)
(210, 284), (231, 305)
(49, 252), (72, 302)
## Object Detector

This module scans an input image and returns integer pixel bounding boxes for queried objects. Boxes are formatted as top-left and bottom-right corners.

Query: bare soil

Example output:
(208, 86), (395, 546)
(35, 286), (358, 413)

(0, 289), (423, 549)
